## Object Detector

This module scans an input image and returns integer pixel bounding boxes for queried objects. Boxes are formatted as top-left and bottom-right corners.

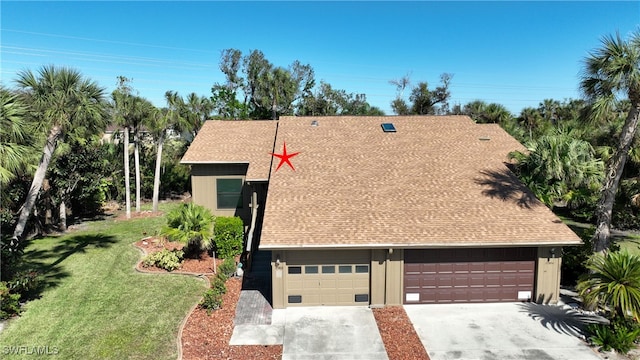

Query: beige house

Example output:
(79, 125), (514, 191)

(181, 116), (582, 309)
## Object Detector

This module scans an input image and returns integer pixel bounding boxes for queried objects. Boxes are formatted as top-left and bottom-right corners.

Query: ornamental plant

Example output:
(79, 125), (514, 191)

(213, 216), (244, 259)
(161, 203), (214, 255)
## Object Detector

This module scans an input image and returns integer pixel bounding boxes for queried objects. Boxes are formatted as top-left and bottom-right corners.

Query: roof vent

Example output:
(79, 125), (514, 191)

(311, 120), (319, 127)
(479, 137), (491, 141)
(381, 123), (396, 132)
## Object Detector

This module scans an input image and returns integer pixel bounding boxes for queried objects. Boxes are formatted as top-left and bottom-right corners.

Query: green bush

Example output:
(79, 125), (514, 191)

(200, 287), (223, 314)
(142, 249), (184, 272)
(9, 270), (42, 299)
(587, 320), (640, 354)
(213, 216), (244, 259)
(162, 203), (214, 255)
(0, 281), (21, 320)
(218, 257), (237, 278)
(212, 275), (227, 296)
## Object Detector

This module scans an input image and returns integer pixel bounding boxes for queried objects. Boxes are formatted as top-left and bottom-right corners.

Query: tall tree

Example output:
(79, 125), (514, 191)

(11, 66), (106, 244)
(185, 92), (212, 136)
(112, 78), (153, 217)
(390, 73), (453, 115)
(215, 49), (315, 119)
(518, 107), (544, 140)
(149, 91), (187, 212)
(581, 31), (640, 252)
(297, 81), (384, 116)
(131, 97), (154, 213)
(112, 77), (134, 219)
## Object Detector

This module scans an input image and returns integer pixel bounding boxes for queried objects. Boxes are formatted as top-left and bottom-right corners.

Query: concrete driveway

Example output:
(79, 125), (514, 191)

(404, 302), (605, 360)
(231, 305), (387, 360)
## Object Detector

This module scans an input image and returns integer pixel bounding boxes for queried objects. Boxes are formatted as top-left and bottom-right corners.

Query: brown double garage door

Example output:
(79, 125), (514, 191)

(404, 248), (536, 304)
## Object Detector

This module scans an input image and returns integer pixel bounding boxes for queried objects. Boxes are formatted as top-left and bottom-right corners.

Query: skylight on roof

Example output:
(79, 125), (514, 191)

(381, 123), (396, 132)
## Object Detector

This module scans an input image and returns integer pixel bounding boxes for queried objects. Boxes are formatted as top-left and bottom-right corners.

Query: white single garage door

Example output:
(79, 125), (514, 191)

(285, 250), (370, 306)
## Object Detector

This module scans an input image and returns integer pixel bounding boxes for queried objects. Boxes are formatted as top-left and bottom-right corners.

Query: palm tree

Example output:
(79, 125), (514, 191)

(112, 79), (154, 216)
(132, 97), (155, 213)
(577, 251), (640, 320)
(148, 106), (166, 213)
(11, 66), (106, 243)
(186, 92), (212, 136)
(518, 107), (544, 140)
(581, 31), (640, 252)
(510, 132), (604, 208)
(149, 91), (187, 212)
(0, 86), (36, 186)
(112, 79), (133, 219)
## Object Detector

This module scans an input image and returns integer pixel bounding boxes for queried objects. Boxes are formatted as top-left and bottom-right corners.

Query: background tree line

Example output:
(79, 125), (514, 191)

(1, 35), (639, 275)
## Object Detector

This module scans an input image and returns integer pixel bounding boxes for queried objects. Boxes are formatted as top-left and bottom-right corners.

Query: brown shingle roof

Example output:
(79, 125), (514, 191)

(259, 116), (581, 249)
(181, 120), (277, 180)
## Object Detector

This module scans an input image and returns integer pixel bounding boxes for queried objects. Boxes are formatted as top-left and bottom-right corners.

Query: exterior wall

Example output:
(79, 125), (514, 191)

(271, 246), (563, 308)
(386, 249), (404, 305)
(190, 164), (250, 223)
(370, 250), (386, 307)
(534, 246), (562, 304)
(271, 251), (286, 309)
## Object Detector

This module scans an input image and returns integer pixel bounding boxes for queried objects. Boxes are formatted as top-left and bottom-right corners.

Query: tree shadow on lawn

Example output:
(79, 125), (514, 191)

(474, 167), (541, 209)
(518, 302), (608, 338)
(20, 233), (118, 297)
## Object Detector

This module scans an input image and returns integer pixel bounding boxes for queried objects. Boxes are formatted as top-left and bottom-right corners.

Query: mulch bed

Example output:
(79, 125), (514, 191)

(134, 235), (428, 359)
(181, 277), (283, 360)
(134, 238), (218, 274)
(133, 238), (283, 359)
(373, 306), (431, 360)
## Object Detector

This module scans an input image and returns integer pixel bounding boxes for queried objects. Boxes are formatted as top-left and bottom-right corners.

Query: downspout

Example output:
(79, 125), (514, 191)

(246, 191), (259, 253)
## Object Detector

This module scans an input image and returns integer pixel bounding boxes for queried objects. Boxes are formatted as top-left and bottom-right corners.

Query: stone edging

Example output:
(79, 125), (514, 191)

(131, 242), (213, 360)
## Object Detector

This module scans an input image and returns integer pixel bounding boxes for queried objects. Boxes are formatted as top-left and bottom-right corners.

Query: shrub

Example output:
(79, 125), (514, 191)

(142, 249), (184, 271)
(213, 216), (244, 259)
(218, 257), (237, 278)
(162, 203), (214, 255)
(9, 270), (42, 299)
(577, 250), (640, 320)
(587, 320), (640, 354)
(0, 281), (21, 320)
(212, 275), (227, 295)
(200, 288), (223, 314)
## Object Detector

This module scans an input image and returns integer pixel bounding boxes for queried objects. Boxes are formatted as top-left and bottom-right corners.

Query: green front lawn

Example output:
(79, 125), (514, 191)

(0, 203), (207, 359)
(618, 235), (640, 256)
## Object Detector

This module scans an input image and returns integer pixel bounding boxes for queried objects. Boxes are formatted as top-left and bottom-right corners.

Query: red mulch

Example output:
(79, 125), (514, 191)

(134, 238), (218, 273)
(181, 277), (283, 360)
(373, 306), (430, 360)
(134, 238), (428, 359)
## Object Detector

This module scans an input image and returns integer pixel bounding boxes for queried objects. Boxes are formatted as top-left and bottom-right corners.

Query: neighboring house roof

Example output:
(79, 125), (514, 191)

(181, 120), (278, 180)
(185, 116), (583, 249)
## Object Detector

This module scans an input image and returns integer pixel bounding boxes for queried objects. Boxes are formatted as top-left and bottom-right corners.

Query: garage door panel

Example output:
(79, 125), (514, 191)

(453, 275), (470, 287)
(454, 263), (470, 273)
(404, 263), (423, 274)
(285, 250), (370, 307)
(404, 248), (535, 304)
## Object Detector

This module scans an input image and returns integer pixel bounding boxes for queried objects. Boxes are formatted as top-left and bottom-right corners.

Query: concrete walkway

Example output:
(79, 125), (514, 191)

(231, 305), (387, 360)
(405, 302), (605, 360)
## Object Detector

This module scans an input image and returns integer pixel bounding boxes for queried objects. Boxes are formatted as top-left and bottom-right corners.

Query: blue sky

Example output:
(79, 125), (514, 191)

(2, 1), (639, 116)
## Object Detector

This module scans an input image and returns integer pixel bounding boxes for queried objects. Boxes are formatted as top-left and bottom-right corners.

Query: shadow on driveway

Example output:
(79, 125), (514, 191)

(405, 302), (604, 360)
(518, 302), (607, 338)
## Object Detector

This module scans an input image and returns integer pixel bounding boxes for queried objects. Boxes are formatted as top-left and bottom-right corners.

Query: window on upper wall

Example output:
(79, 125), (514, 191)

(216, 178), (243, 209)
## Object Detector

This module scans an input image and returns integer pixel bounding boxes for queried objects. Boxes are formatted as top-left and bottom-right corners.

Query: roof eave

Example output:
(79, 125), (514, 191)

(179, 160), (250, 165)
(259, 240), (583, 251)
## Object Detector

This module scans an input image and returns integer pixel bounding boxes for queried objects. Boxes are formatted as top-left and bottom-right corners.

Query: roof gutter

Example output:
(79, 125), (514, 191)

(260, 240), (583, 251)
